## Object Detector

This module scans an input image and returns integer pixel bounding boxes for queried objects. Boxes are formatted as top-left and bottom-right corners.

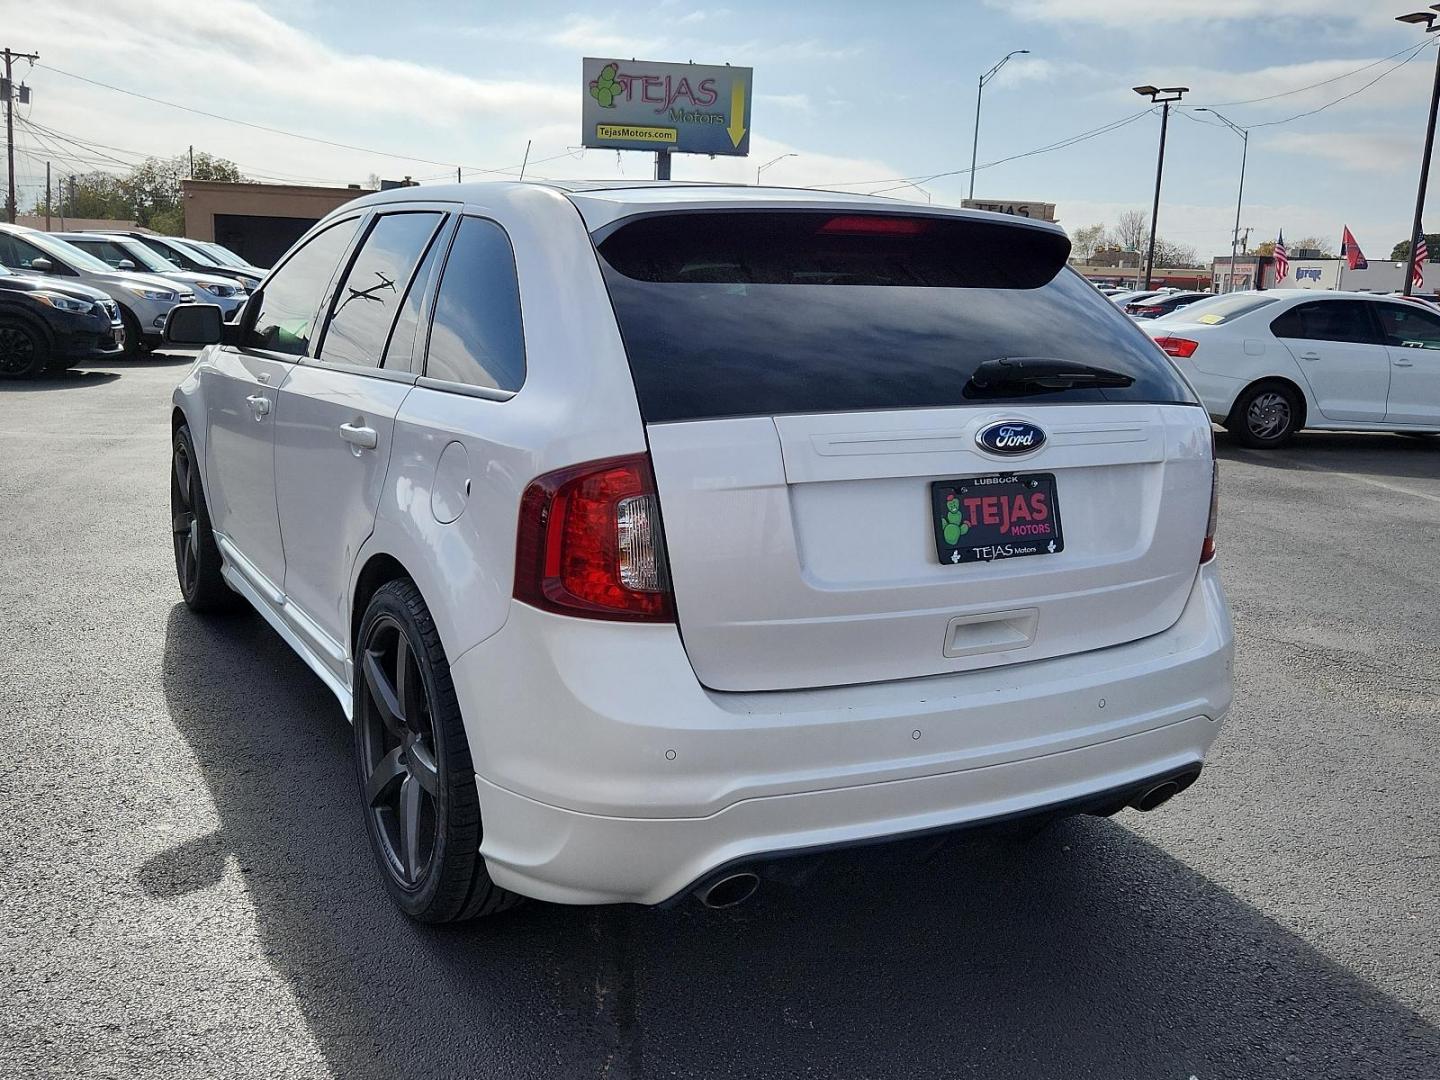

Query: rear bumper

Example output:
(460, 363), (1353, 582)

(455, 562), (1233, 906)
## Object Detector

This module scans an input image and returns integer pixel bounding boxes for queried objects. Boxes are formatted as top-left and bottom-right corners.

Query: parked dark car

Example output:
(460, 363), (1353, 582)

(1125, 291), (1211, 319)
(0, 264), (124, 379)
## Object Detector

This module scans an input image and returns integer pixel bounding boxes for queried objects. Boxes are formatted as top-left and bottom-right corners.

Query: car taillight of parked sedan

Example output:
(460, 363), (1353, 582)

(1153, 336), (1199, 358)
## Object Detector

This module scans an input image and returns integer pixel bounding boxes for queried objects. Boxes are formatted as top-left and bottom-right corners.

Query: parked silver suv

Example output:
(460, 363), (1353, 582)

(0, 224), (194, 356)
(56, 232), (248, 320)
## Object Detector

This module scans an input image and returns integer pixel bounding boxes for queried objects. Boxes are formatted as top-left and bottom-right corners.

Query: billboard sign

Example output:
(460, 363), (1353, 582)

(582, 58), (752, 156)
(961, 199), (1057, 222)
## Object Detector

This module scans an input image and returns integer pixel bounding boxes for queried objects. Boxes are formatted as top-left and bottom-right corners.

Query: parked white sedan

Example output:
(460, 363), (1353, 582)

(1145, 290), (1440, 447)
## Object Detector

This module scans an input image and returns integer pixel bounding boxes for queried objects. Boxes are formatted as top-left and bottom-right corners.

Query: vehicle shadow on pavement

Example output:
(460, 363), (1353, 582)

(0, 370), (120, 392)
(156, 605), (1440, 1080)
(1217, 430), (1439, 481)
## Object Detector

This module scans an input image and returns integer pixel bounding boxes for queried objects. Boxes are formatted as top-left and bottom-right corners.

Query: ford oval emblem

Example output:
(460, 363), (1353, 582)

(976, 420), (1046, 456)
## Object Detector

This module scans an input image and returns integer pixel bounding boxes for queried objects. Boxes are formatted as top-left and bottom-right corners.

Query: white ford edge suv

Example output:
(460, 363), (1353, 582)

(166, 182), (1233, 921)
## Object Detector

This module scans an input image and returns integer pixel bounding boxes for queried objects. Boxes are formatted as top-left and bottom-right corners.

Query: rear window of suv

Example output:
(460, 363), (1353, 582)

(595, 211), (1195, 423)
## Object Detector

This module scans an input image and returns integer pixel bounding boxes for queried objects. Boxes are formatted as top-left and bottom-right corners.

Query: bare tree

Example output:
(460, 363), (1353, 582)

(1069, 223), (1106, 261)
(1290, 235), (1335, 257)
(1111, 209), (1149, 253)
(1154, 238), (1200, 268)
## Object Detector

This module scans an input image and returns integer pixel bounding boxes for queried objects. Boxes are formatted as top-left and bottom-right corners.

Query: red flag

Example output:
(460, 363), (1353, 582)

(1414, 231), (1429, 290)
(1273, 231), (1289, 281)
(1340, 226), (1368, 270)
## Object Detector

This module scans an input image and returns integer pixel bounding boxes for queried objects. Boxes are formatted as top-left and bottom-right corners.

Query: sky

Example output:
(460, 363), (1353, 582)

(6, 0), (1433, 261)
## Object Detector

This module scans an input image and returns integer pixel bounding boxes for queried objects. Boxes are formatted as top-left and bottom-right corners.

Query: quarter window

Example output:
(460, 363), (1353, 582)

(246, 218), (359, 357)
(1374, 302), (1440, 350)
(423, 217), (526, 392)
(319, 211), (444, 369)
(1269, 300), (1378, 345)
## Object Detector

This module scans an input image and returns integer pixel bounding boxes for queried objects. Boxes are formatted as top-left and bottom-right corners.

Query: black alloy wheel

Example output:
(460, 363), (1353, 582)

(357, 614), (442, 889)
(353, 579), (520, 922)
(170, 425), (243, 612)
(171, 436), (202, 599)
(0, 321), (47, 379)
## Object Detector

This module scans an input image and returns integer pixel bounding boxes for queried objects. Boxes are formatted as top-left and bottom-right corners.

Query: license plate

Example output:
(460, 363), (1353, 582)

(931, 473), (1064, 565)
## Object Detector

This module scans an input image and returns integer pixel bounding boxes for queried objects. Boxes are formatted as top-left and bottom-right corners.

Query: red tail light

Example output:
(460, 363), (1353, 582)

(818, 214), (932, 236)
(514, 454), (674, 622)
(1154, 336), (1199, 358)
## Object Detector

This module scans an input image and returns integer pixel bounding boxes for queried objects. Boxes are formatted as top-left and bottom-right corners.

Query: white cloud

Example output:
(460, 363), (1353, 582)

(757, 92), (813, 112)
(991, 57), (1099, 89)
(1265, 130), (1416, 171)
(993, 0), (1369, 25)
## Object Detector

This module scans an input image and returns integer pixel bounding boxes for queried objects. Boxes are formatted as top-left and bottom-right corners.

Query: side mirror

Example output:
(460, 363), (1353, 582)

(117, 259), (135, 270)
(29, 257), (53, 273)
(164, 303), (225, 346)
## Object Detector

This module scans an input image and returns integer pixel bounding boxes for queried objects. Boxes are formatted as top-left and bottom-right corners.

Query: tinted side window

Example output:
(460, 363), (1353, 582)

(0, 234), (66, 274)
(382, 221), (449, 371)
(1375, 303), (1440, 349)
(424, 217), (526, 392)
(1270, 301), (1377, 345)
(247, 219), (359, 356)
(319, 211), (443, 369)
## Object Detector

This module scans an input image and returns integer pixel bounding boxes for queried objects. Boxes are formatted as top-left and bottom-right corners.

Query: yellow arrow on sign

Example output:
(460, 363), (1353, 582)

(726, 80), (747, 148)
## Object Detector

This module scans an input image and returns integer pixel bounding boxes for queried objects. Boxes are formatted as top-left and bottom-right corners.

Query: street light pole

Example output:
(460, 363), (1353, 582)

(1198, 108), (1250, 292)
(1133, 84), (1188, 291)
(1397, 9), (1440, 296)
(756, 152), (797, 185)
(969, 49), (1029, 201)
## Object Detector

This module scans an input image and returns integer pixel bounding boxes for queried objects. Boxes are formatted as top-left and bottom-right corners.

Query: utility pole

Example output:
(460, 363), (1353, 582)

(1397, 10), (1440, 295)
(1133, 84), (1188, 291)
(67, 174), (74, 221)
(44, 160), (49, 230)
(188, 144), (194, 179)
(1197, 108), (1249, 293)
(969, 49), (1029, 201)
(3, 46), (40, 224)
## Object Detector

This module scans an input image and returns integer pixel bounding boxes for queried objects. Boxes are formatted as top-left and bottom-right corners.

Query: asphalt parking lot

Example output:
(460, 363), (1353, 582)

(2, 356), (1438, 1080)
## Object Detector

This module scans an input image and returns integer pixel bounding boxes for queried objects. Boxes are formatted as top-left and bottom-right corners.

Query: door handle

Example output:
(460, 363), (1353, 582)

(1298, 352), (1320, 362)
(339, 422), (378, 450)
(1392, 358), (1415, 367)
(246, 393), (271, 419)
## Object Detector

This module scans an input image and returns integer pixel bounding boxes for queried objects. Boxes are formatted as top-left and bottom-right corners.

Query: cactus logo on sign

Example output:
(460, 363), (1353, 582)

(582, 58), (753, 156)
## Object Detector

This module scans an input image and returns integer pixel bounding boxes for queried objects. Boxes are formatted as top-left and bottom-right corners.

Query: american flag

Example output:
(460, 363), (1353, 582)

(1414, 229), (1428, 290)
(1273, 231), (1289, 282)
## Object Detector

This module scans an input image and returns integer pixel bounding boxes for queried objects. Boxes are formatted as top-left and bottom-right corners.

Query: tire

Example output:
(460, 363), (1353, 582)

(1225, 381), (1302, 448)
(118, 307), (145, 359)
(0, 318), (50, 379)
(353, 578), (522, 922)
(171, 425), (244, 613)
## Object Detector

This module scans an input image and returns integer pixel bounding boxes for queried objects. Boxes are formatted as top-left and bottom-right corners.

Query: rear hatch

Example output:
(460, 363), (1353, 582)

(592, 207), (1212, 692)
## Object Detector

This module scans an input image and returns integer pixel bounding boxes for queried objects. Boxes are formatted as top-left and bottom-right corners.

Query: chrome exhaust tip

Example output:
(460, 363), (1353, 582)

(1131, 781), (1181, 812)
(696, 872), (760, 909)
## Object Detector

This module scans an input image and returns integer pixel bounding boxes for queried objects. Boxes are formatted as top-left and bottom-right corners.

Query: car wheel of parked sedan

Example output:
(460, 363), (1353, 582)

(118, 308), (145, 360)
(354, 579), (522, 923)
(171, 425), (246, 613)
(1227, 382), (1301, 449)
(0, 318), (49, 379)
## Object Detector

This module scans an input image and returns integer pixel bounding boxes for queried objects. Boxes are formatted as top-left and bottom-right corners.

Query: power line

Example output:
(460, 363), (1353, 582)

(1195, 40), (1432, 109)
(1244, 42), (1435, 129)
(830, 108), (1155, 193)
(35, 62), (545, 179)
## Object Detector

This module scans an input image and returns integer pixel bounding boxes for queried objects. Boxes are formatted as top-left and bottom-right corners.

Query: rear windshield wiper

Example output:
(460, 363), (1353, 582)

(963, 356), (1136, 398)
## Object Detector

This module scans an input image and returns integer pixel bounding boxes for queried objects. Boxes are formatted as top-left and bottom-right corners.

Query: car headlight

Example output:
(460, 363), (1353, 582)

(121, 284), (178, 302)
(31, 292), (96, 314)
(197, 281), (238, 298)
